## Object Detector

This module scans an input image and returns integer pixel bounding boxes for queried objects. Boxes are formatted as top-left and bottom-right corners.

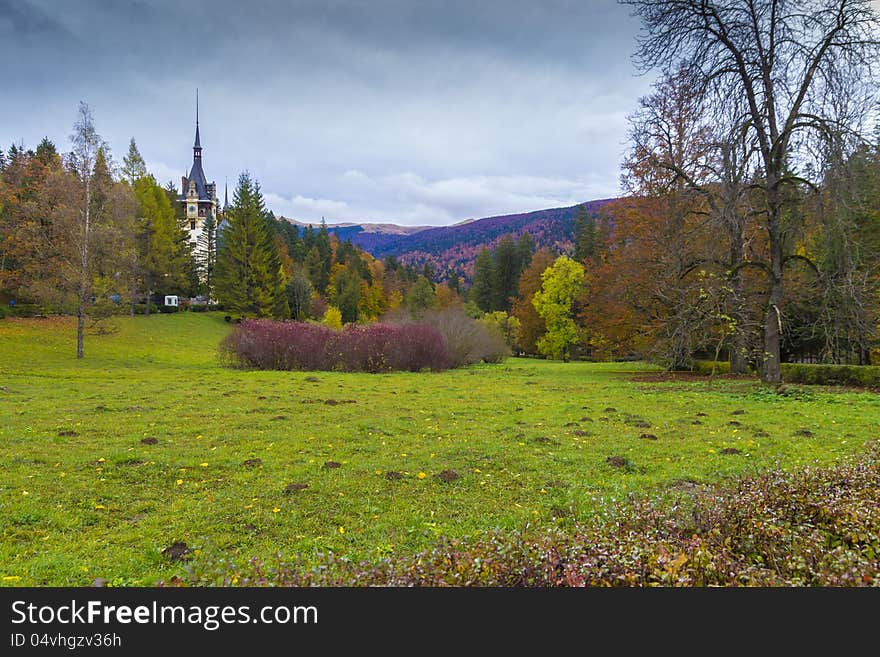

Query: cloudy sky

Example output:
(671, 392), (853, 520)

(1, 0), (652, 225)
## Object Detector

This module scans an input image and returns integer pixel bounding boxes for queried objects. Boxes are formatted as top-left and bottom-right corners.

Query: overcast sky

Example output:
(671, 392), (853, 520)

(1, 0), (652, 225)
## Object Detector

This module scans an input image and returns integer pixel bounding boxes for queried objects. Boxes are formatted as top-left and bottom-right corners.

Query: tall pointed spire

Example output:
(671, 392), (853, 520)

(224, 177), (229, 211)
(193, 88), (202, 153)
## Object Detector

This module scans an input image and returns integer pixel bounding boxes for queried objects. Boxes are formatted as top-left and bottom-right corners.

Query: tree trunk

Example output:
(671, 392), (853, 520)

(761, 207), (784, 384)
(728, 233), (749, 374)
(76, 179), (90, 359)
(145, 277), (151, 317)
(76, 302), (85, 359)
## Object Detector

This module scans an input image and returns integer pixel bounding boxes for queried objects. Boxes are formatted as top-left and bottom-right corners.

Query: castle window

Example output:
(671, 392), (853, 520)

(190, 220), (196, 231)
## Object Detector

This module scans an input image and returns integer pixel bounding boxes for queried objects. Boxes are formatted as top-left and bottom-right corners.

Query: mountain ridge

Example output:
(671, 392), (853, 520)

(280, 198), (616, 277)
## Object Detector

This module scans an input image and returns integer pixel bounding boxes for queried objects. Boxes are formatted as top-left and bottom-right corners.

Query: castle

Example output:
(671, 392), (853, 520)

(180, 93), (226, 257)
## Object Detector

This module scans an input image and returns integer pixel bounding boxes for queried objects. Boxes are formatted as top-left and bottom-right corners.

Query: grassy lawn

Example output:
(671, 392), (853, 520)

(1, 313), (878, 585)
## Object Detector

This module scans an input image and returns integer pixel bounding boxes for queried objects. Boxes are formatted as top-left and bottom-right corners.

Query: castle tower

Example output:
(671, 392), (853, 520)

(180, 90), (218, 258)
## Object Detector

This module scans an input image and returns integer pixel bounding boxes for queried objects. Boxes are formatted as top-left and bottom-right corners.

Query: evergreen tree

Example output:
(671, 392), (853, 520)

(90, 147), (113, 218)
(314, 219), (332, 291)
(304, 245), (329, 293)
(197, 212), (217, 301)
(215, 172), (288, 318)
(447, 270), (462, 295)
(491, 235), (520, 311)
(406, 275), (436, 317)
(573, 204), (598, 262)
(122, 138), (147, 184)
(134, 175), (192, 313)
(471, 247), (495, 312)
(257, 188), (290, 318)
(34, 138), (59, 167)
(516, 233), (535, 269)
(266, 212), (304, 261)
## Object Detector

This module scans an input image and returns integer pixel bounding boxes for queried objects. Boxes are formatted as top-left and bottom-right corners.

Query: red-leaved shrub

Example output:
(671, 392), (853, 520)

(221, 319), (451, 372)
(386, 323), (453, 372)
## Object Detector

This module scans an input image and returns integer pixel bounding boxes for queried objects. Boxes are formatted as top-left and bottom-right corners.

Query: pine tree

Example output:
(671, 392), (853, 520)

(34, 138), (59, 167)
(471, 247), (495, 312)
(122, 138), (147, 185)
(305, 245), (329, 293)
(215, 172), (288, 318)
(573, 204), (598, 262)
(491, 235), (520, 311)
(197, 212), (217, 301)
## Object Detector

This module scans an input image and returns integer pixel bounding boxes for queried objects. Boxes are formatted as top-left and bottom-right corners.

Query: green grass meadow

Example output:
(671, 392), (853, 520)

(1, 313), (878, 585)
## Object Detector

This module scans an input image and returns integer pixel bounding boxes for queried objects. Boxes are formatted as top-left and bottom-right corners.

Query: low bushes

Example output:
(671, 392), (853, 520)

(220, 320), (451, 372)
(415, 309), (509, 367)
(221, 309), (509, 373)
(691, 360), (732, 375)
(6, 303), (43, 317)
(180, 444), (880, 587)
(782, 363), (880, 388)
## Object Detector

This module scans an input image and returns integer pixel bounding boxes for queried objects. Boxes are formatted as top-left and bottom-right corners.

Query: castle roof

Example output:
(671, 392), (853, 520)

(182, 92), (213, 202)
(186, 157), (210, 201)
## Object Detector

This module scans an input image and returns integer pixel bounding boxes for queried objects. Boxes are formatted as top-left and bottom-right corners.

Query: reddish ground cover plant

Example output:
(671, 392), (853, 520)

(176, 445), (880, 586)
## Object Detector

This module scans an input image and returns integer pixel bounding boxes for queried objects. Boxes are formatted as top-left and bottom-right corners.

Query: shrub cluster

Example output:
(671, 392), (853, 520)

(691, 360), (732, 375)
(220, 320), (451, 372)
(409, 309), (509, 367)
(782, 363), (880, 388)
(178, 445), (880, 586)
(5, 303), (43, 317)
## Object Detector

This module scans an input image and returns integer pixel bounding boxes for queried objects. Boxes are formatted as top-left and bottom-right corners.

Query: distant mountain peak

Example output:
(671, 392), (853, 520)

(279, 217), (430, 236)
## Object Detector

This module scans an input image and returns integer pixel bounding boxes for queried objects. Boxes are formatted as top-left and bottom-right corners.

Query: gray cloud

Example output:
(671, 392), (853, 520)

(1, 0), (650, 225)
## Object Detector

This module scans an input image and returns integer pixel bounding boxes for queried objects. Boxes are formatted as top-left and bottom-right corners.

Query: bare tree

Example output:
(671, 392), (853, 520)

(624, 67), (746, 370)
(624, 0), (880, 382)
(69, 102), (106, 358)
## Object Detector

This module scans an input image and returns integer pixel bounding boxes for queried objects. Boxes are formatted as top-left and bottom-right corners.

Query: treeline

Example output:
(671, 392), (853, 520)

(216, 172), (473, 327)
(606, 0), (880, 382)
(0, 104), (201, 356)
(0, 102), (503, 357)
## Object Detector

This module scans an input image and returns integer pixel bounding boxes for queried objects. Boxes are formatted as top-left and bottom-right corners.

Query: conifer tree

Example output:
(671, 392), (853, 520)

(122, 138), (147, 184)
(471, 247), (495, 312)
(197, 212), (217, 301)
(133, 175), (191, 313)
(215, 172), (288, 317)
(573, 204), (598, 262)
